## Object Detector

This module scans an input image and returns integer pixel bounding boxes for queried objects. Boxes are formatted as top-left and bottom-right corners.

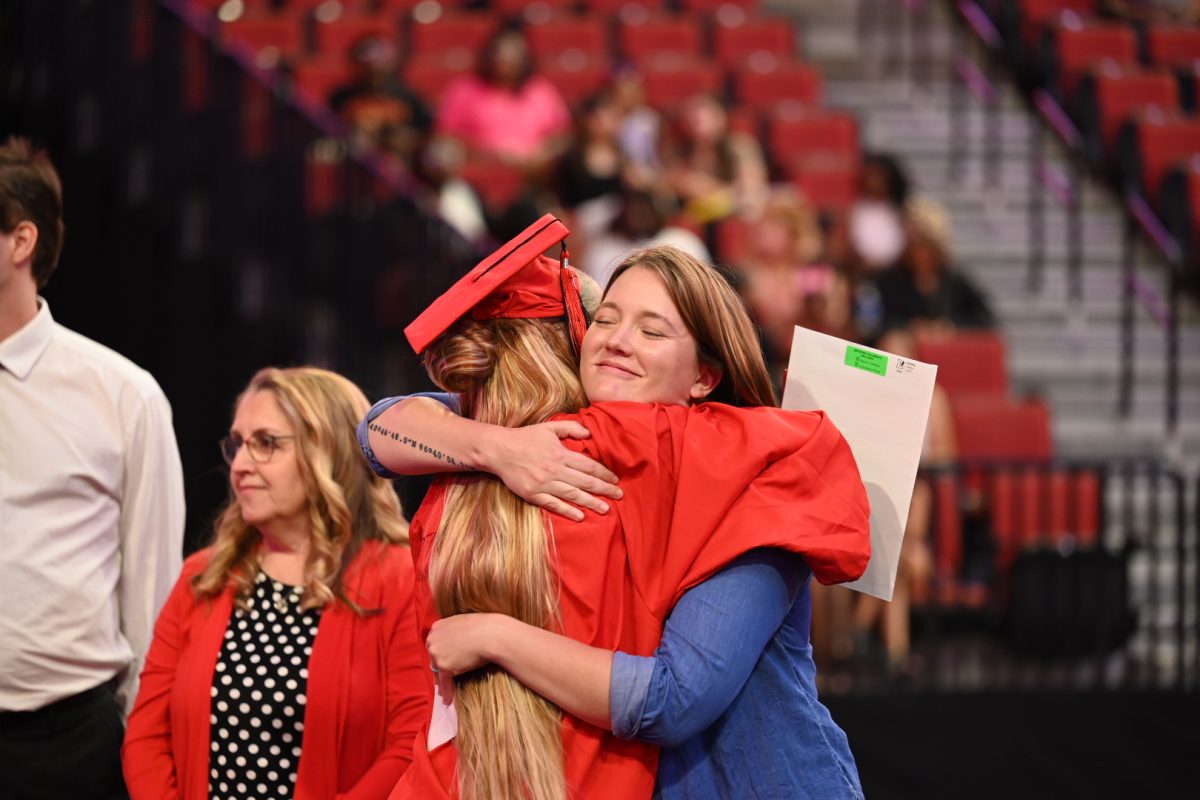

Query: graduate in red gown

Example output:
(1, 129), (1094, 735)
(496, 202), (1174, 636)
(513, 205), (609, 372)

(362, 216), (871, 800)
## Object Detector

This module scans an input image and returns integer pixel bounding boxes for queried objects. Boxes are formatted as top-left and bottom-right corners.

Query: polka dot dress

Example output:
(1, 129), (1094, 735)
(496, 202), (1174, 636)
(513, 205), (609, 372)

(208, 570), (322, 800)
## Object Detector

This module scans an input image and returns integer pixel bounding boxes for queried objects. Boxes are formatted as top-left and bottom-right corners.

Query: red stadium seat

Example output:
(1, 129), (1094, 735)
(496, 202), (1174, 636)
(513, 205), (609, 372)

(541, 56), (613, 105)
(1009, 0), (1096, 51)
(313, 13), (401, 57)
(290, 56), (359, 104)
(768, 110), (858, 162)
(1125, 111), (1200, 201)
(525, 16), (612, 61)
(951, 396), (1053, 462)
(585, 0), (669, 14)
(914, 331), (1010, 400)
(1046, 21), (1139, 101)
(788, 162), (859, 211)
(641, 59), (724, 108)
(492, 0), (579, 16)
(680, 0), (759, 12)
(713, 17), (794, 67)
(1087, 67), (1178, 157)
(222, 15), (307, 62)
(734, 61), (821, 111)
(620, 17), (704, 63)
(403, 53), (473, 105)
(1145, 25), (1200, 66)
(460, 159), (527, 210)
(409, 12), (496, 58)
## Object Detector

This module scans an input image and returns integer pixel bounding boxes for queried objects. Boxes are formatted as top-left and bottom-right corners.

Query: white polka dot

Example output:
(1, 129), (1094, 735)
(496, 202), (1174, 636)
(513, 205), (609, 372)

(236, 756), (246, 767)
(229, 715), (239, 726)
(247, 769), (256, 780)
(210, 714), (217, 724)
(220, 674), (231, 685)
(262, 704), (273, 714)
(211, 686), (218, 696)
(296, 722), (304, 732)
(229, 688), (240, 700)
(299, 668), (308, 679)
(264, 678), (275, 688)
(277, 667), (288, 677)
(297, 694), (307, 706)
(218, 755), (227, 766)
(243, 676), (254, 687)
(238, 730), (250, 740)
(220, 782), (227, 792)
(215, 662), (226, 672)
(286, 679), (297, 690)
(211, 741), (219, 751)
(291, 656), (302, 666)
(289, 773), (297, 783)
(239, 703), (250, 714)
(291, 746), (301, 758)
(280, 758), (290, 769)
(272, 625), (282, 634)
(290, 626), (300, 635)
(229, 742), (238, 753)
(226, 768), (237, 779)
(273, 691), (284, 703)
(258, 758), (269, 768)
(218, 728), (229, 739)
(304, 647), (312, 656)
(250, 717), (262, 728)
(230, 652), (240, 662)
(258, 783), (268, 794)
(261, 730), (271, 741)
(236, 784), (246, 794)
(283, 645), (294, 655)
(234, 664), (246, 674)
(269, 745), (281, 756)
(248, 743), (259, 754)
(272, 719), (283, 729)
(268, 770), (278, 780)
(283, 706), (294, 717)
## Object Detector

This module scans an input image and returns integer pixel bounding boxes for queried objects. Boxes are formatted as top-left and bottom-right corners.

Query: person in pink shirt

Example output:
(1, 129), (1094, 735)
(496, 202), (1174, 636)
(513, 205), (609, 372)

(436, 25), (571, 176)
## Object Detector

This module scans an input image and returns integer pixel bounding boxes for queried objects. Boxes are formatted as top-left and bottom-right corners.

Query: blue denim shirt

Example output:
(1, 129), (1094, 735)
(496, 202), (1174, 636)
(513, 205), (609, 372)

(357, 395), (862, 799)
(611, 550), (863, 799)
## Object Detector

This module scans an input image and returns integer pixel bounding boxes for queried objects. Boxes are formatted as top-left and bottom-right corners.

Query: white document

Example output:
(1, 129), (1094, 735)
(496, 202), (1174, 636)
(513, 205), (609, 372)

(781, 327), (937, 601)
(427, 682), (458, 750)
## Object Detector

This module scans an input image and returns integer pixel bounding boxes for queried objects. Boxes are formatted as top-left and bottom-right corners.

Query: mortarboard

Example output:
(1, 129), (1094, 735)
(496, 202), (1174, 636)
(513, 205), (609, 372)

(405, 214), (588, 355)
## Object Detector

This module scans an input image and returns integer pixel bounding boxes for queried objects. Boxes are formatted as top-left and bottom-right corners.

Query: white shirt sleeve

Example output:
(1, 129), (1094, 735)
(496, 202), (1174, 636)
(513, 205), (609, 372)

(115, 385), (186, 718)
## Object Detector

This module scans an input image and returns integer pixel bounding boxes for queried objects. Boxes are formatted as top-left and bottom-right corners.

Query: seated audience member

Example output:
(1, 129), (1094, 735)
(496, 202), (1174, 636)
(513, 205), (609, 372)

(331, 36), (432, 164)
(733, 189), (831, 375)
(873, 197), (996, 338)
(851, 329), (954, 676)
(581, 188), (711, 286)
(413, 136), (488, 244)
(611, 68), (662, 174)
(660, 93), (768, 224)
(844, 152), (911, 274)
(123, 367), (429, 800)
(436, 24), (571, 178)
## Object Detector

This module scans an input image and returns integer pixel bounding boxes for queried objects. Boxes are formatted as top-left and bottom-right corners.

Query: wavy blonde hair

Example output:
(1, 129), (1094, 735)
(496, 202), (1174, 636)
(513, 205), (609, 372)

(193, 366), (409, 612)
(423, 317), (586, 800)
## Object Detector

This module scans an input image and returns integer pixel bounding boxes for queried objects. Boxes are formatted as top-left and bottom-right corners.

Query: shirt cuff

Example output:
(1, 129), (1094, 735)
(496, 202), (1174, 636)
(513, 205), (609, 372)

(357, 396), (406, 479)
(609, 651), (656, 739)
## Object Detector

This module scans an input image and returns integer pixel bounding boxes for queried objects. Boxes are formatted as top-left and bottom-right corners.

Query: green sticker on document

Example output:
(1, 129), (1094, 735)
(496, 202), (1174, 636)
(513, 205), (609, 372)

(844, 345), (888, 376)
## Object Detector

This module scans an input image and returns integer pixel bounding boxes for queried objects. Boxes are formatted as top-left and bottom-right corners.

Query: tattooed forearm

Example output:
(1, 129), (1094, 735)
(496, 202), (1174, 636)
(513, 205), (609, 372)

(369, 422), (465, 467)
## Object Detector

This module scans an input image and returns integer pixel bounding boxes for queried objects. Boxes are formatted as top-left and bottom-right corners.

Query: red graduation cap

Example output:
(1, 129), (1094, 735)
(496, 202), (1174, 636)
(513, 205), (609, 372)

(405, 214), (588, 355)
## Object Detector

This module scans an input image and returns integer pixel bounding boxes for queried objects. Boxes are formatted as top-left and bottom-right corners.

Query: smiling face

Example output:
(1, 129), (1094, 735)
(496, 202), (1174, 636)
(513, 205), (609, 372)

(581, 265), (720, 406)
(228, 389), (309, 535)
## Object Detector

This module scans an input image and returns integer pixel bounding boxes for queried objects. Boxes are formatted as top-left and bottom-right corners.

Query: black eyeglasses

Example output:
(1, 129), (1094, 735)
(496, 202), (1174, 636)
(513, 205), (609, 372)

(219, 432), (295, 465)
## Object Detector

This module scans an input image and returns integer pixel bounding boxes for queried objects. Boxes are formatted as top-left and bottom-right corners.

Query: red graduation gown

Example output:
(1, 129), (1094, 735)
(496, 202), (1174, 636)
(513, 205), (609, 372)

(389, 402), (871, 800)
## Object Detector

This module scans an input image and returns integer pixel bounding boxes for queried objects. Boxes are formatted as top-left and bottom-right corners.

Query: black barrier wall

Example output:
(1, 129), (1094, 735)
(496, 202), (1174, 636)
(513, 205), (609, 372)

(11, 0), (478, 548)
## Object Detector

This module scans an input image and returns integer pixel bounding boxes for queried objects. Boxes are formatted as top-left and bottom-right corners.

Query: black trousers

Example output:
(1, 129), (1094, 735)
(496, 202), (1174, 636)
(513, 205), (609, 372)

(0, 683), (128, 800)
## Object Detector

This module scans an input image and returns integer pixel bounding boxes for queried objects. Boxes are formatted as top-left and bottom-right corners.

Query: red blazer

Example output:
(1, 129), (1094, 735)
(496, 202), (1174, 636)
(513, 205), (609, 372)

(123, 540), (431, 800)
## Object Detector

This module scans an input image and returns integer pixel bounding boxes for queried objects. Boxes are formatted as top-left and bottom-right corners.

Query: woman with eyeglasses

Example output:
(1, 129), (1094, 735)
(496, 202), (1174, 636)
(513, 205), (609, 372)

(122, 367), (430, 800)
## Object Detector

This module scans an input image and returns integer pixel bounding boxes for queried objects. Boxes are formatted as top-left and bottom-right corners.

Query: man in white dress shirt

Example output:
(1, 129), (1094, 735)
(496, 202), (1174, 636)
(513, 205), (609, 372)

(0, 138), (185, 798)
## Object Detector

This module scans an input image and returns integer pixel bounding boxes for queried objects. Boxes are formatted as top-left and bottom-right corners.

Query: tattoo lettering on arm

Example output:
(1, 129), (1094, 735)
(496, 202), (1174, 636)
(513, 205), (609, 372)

(369, 422), (465, 467)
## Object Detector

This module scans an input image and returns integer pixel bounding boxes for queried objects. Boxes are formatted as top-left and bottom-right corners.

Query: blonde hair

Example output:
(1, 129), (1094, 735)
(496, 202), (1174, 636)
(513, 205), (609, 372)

(607, 245), (778, 407)
(193, 367), (409, 612)
(424, 318), (586, 800)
